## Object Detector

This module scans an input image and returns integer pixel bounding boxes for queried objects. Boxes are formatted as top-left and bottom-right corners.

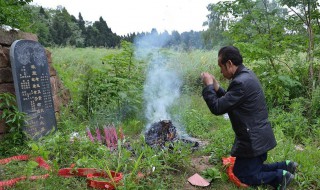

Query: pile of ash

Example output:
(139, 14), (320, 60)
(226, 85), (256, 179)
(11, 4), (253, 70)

(144, 120), (199, 149)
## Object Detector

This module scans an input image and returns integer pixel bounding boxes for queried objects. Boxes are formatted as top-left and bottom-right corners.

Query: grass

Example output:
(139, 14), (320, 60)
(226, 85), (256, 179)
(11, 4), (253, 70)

(1, 47), (319, 190)
(48, 47), (117, 103)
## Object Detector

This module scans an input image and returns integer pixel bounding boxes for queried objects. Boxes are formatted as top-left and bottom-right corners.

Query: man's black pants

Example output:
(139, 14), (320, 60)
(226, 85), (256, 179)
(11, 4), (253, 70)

(233, 153), (286, 188)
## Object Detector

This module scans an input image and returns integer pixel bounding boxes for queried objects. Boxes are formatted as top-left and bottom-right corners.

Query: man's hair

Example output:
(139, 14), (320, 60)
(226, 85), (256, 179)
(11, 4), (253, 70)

(218, 46), (243, 66)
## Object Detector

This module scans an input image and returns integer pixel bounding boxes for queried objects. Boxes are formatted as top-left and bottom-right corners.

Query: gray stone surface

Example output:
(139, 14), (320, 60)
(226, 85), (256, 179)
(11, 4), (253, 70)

(10, 40), (56, 139)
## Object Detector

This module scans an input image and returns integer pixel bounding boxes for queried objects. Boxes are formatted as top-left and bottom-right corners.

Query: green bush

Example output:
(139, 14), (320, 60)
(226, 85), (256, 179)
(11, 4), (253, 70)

(81, 41), (144, 121)
(0, 0), (33, 30)
(269, 98), (312, 143)
(252, 61), (302, 108)
(0, 93), (27, 157)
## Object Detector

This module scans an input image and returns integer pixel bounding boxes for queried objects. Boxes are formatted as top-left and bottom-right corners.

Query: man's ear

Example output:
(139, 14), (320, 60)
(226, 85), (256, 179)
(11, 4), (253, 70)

(226, 60), (233, 68)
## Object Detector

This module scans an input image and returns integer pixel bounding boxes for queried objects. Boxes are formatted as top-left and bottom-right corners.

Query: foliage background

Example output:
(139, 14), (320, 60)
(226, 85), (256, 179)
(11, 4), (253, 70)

(0, 0), (319, 189)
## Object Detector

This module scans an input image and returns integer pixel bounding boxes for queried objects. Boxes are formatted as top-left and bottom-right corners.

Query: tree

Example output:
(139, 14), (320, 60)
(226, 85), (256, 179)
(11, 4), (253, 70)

(202, 3), (230, 49)
(48, 7), (85, 46)
(39, 6), (48, 19)
(121, 32), (137, 43)
(77, 13), (86, 36)
(90, 16), (120, 47)
(34, 7), (51, 45)
(171, 30), (181, 45)
(159, 30), (171, 48)
(203, 0), (311, 108)
(50, 15), (72, 45)
(279, 0), (320, 88)
(205, 0), (289, 72)
(85, 25), (99, 47)
(179, 31), (203, 50)
(68, 19), (85, 47)
(27, 6), (52, 46)
(0, 0), (33, 30)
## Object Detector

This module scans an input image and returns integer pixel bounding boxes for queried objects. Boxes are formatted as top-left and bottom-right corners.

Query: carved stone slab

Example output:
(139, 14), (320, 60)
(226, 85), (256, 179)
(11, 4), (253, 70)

(10, 40), (56, 139)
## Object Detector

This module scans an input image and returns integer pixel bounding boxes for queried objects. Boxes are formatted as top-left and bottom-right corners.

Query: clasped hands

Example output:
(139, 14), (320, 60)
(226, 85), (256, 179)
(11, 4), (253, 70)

(200, 72), (220, 91)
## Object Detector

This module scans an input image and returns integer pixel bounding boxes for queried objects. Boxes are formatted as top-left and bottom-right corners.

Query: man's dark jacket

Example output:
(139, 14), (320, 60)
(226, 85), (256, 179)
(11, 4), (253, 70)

(202, 65), (277, 158)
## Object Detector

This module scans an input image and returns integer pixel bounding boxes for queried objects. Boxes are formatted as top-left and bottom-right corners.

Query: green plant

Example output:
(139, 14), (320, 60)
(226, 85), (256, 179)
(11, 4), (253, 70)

(28, 142), (50, 160)
(201, 167), (221, 182)
(50, 47), (118, 121)
(269, 99), (312, 143)
(0, 0), (33, 30)
(310, 86), (320, 119)
(252, 61), (302, 108)
(160, 141), (192, 171)
(82, 41), (144, 121)
(0, 93), (27, 157)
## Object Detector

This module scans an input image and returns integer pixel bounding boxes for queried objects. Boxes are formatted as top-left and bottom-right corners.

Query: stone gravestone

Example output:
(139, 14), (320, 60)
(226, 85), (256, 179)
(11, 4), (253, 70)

(10, 40), (57, 139)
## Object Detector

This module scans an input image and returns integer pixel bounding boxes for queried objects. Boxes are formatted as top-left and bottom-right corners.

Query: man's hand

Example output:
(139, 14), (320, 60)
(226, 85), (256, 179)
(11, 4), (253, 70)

(201, 72), (220, 91)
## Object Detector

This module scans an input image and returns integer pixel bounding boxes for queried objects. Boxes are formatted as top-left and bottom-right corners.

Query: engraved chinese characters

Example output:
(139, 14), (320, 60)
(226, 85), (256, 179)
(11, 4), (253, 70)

(10, 40), (57, 139)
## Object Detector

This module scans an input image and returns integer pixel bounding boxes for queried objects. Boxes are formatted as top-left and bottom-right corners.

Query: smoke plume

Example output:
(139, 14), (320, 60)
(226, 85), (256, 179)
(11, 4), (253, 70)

(134, 32), (182, 130)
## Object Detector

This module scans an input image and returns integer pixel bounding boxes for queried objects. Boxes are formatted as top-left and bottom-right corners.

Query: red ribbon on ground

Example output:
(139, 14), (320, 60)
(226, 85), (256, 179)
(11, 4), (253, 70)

(58, 167), (123, 190)
(222, 156), (249, 188)
(0, 155), (123, 190)
(0, 155), (50, 189)
(0, 155), (29, 164)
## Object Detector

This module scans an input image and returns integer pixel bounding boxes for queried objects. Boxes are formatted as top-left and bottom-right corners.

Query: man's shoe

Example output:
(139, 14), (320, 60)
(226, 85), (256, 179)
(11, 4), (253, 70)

(278, 171), (294, 190)
(286, 160), (298, 174)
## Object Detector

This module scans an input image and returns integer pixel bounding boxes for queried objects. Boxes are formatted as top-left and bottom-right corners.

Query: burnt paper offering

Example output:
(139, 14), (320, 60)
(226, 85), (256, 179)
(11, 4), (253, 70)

(10, 40), (57, 139)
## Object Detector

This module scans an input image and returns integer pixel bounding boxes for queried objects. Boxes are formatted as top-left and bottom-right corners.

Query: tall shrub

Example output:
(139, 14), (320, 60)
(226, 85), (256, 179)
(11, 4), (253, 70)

(81, 41), (144, 121)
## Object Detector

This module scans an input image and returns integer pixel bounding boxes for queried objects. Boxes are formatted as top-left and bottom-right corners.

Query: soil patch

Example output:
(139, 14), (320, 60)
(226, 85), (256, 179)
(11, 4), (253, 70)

(184, 156), (213, 190)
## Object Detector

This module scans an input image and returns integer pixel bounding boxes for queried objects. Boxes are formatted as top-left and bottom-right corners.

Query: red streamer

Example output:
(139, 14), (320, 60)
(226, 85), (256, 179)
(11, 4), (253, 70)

(0, 155), (50, 189)
(0, 155), (123, 190)
(222, 156), (248, 188)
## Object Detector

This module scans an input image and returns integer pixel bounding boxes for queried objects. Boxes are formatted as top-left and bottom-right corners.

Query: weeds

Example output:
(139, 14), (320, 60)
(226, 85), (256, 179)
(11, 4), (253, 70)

(1, 47), (319, 189)
(0, 93), (27, 157)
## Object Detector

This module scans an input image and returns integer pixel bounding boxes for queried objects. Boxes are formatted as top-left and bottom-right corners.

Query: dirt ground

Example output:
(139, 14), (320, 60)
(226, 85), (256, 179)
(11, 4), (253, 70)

(184, 156), (214, 190)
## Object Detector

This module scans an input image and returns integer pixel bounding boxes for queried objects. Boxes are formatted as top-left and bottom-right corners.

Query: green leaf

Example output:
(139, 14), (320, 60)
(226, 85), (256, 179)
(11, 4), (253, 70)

(201, 167), (221, 181)
(27, 160), (39, 169)
(30, 143), (39, 151)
